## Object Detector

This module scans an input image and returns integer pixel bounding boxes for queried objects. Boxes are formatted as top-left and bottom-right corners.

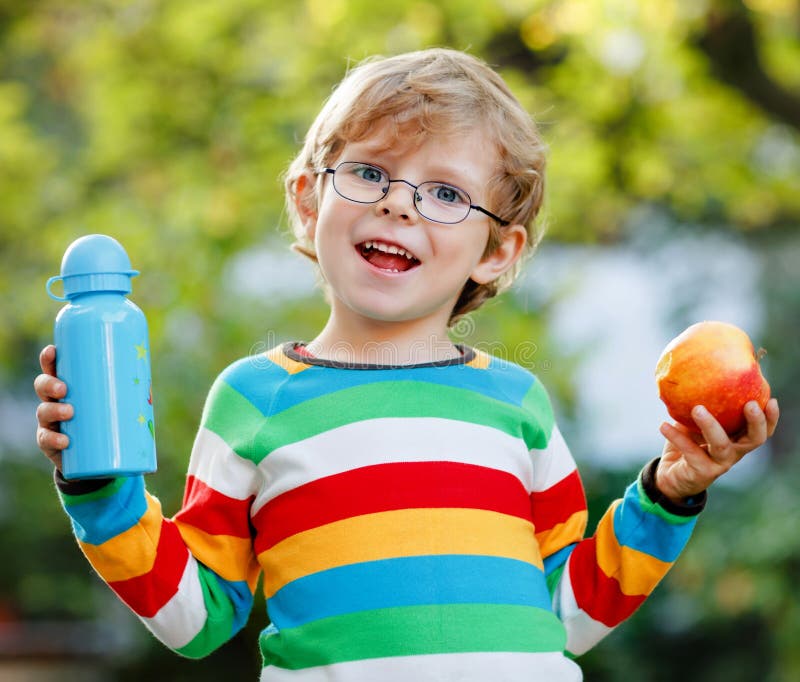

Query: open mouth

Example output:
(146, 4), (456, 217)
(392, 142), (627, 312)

(357, 240), (421, 273)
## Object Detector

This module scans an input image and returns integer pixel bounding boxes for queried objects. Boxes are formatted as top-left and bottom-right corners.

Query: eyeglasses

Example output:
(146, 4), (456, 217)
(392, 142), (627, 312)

(319, 161), (509, 226)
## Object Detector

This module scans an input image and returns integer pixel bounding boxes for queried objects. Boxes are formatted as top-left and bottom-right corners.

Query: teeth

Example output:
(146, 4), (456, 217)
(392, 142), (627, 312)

(363, 240), (417, 261)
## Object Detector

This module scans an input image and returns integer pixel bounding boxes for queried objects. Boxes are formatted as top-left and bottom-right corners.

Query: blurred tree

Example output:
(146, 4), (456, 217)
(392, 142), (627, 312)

(1, 0), (798, 679)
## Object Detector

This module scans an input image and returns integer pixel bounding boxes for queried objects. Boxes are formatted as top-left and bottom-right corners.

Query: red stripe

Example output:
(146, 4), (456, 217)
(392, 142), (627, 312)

(174, 476), (254, 538)
(109, 520), (190, 618)
(568, 536), (645, 626)
(530, 470), (586, 533)
(253, 461), (531, 553)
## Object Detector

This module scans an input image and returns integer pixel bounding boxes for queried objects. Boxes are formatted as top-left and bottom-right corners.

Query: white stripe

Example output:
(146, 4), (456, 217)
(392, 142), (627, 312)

(140, 556), (207, 650)
(563, 609), (615, 657)
(260, 651), (582, 682)
(187, 427), (261, 500)
(252, 417), (533, 514)
(552, 555), (614, 656)
(529, 425), (577, 492)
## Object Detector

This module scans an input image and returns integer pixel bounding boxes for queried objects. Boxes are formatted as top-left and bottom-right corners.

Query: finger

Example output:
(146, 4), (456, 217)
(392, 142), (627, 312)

(765, 398), (780, 438)
(39, 344), (57, 375)
(740, 400), (768, 446)
(691, 406), (734, 462)
(37, 427), (66, 472)
(36, 400), (73, 429)
(660, 421), (713, 471)
(33, 373), (67, 402)
(664, 419), (707, 446)
(36, 425), (69, 457)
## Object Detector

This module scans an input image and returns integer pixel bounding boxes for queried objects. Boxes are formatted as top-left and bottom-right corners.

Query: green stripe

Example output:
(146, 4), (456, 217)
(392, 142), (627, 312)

(260, 604), (566, 670)
(250, 382), (528, 465)
(201, 380), (265, 460)
(546, 564), (566, 598)
(60, 477), (126, 506)
(635, 477), (696, 526)
(520, 380), (554, 449)
(176, 563), (236, 659)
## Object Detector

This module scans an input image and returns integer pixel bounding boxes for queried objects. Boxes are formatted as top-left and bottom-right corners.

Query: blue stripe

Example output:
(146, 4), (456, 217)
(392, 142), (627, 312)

(267, 555), (552, 629)
(212, 575), (254, 636)
(65, 475), (148, 545)
(483, 353), (541, 404)
(543, 543), (577, 576)
(230, 363), (537, 418)
(218, 356), (290, 416)
(612, 482), (696, 562)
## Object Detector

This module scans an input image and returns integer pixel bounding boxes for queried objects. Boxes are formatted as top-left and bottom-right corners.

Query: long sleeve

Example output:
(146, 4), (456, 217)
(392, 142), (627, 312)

(551, 461), (701, 656)
(524, 384), (702, 657)
(57, 363), (263, 658)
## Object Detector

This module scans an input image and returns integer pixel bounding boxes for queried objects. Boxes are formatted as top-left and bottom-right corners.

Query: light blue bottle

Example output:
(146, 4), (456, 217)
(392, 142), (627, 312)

(47, 234), (157, 480)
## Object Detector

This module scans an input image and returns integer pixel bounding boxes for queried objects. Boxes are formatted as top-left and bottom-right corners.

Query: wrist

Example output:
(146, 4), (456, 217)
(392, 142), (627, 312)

(641, 457), (706, 517)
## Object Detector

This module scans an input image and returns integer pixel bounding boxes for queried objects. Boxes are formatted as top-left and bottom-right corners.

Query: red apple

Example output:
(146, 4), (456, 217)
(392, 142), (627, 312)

(655, 321), (771, 435)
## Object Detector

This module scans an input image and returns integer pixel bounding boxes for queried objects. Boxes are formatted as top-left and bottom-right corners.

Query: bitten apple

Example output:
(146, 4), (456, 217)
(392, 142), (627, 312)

(655, 321), (771, 436)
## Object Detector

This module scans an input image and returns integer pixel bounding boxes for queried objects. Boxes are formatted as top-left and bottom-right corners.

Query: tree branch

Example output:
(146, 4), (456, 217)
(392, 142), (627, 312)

(694, 3), (800, 131)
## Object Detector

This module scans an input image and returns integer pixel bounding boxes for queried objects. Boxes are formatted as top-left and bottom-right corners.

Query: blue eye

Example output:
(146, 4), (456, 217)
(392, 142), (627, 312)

(353, 165), (385, 184)
(430, 183), (468, 205)
(436, 186), (458, 203)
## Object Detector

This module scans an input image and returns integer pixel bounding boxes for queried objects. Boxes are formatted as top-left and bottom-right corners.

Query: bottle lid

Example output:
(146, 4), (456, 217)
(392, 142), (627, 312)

(46, 234), (140, 301)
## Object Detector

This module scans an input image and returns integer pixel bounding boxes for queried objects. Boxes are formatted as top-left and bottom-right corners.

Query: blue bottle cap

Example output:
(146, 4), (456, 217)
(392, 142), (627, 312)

(47, 234), (140, 301)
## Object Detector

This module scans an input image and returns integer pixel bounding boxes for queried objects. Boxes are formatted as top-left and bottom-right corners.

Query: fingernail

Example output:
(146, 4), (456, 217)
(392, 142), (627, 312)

(693, 405), (708, 418)
(54, 381), (65, 393)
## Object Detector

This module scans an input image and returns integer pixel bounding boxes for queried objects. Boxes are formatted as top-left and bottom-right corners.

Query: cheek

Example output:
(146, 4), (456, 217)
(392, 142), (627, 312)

(437, 228), (490, 267)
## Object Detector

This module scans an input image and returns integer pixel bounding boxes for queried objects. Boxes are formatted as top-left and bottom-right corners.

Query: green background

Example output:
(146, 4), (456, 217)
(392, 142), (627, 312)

(1, 0), (799, 679)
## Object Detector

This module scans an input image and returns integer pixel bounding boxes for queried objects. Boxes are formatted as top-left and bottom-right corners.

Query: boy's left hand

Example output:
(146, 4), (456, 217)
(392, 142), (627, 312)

(656, 398), (780, 504)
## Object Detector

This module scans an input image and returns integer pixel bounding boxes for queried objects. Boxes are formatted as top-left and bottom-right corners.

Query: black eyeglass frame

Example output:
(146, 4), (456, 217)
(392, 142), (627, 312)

(318, 162), (510, 226)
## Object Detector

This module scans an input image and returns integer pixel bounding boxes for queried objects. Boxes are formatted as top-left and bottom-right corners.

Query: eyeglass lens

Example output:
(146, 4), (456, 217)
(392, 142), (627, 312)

(331, 162), (473, 224)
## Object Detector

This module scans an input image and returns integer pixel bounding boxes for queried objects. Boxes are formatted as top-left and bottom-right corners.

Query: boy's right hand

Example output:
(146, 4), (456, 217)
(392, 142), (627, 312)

(33, 345), (73, 472)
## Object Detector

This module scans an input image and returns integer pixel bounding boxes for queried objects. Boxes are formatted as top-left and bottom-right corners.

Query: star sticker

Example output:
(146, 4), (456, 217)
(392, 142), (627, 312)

(135, 343), (147, 359)
(133, 377), (140, 385)
(138, 414), (146, 425)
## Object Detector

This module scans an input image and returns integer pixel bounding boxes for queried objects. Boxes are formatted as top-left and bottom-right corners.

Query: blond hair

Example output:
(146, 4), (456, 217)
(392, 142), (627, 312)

(285, 48), (546, 324)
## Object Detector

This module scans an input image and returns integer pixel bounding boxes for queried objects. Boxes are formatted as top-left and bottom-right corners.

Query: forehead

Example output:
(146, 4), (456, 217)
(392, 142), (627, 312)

(337, 118), (500, 186)
(346, 115), (483, 151)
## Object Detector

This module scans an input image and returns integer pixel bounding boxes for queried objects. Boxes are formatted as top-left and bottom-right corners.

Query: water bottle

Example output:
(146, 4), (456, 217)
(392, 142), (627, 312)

(46, 234), (157, 480)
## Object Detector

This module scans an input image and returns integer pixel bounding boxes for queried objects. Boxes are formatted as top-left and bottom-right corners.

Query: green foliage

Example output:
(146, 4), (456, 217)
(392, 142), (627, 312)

(1, 0), (799, 679)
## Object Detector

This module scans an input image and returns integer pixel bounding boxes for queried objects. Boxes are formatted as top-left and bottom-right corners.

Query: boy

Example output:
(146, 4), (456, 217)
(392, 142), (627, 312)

(35, 49), (779, 681)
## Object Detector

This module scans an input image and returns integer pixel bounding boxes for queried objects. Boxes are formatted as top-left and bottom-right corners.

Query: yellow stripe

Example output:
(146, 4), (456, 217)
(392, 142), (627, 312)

(466, 349), (491, 369)
(267, 345), (311, 375)
(79, 493), (163, 583)
(259, 508), (541, 598)
(594, 501), (672, 596)
(175, 521), (260, 589)
(535, 509), (587, 559)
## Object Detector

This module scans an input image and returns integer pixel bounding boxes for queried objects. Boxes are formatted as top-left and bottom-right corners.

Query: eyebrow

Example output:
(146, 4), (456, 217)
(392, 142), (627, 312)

(345, 138), (405, 158)
(422, 164), (474, 190)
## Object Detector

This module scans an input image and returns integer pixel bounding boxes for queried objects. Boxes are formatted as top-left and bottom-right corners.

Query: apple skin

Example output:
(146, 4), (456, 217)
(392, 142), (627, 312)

(656, 321), (771, 436)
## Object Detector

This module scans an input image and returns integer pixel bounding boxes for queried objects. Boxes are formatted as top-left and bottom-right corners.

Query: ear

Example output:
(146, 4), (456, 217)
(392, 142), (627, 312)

(293, 171), (319, 241)
(470, 224), (528, 285)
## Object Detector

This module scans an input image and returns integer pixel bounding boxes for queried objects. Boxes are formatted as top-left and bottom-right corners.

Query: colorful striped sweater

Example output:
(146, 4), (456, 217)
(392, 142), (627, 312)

(57, 343), (703, 681)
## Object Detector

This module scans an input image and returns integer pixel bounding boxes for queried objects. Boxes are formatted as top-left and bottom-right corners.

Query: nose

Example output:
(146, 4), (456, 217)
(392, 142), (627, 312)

(374, 180), (419, 223)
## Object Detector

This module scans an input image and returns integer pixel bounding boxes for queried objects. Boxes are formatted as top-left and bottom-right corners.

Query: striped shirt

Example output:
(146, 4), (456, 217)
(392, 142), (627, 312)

(57, 343), (701, 681)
